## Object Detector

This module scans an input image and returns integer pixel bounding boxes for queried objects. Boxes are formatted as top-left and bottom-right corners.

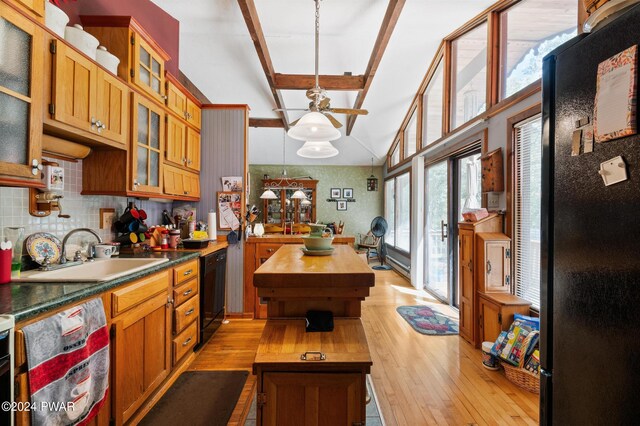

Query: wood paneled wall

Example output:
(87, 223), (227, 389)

(198, 107), (248, 314)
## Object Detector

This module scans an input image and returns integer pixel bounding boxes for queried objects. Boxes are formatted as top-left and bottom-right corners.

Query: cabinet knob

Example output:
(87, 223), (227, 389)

(183, 289), (193, 297)
(187, 159), (192, 165)
(185, 308), (195, 316)
(31, 159), (43, 176)
(182, 337), (192, 347)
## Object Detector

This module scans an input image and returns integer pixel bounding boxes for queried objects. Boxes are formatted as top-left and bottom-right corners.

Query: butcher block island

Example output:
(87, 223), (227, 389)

(252, 244), (374, 425)
(253, 244), (374, 318)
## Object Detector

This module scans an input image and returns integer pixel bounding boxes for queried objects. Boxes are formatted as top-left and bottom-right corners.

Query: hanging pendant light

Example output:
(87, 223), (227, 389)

(291, 189), (308, 199)
(289, 112), (341, 142)
(297, 141), (339, 158)
(367, 157), (379, 191)
(260, 189), (278, 199)
(289, 0), (342, 145)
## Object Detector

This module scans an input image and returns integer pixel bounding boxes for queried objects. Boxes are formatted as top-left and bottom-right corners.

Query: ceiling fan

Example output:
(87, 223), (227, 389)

(273, 0), (368, 129)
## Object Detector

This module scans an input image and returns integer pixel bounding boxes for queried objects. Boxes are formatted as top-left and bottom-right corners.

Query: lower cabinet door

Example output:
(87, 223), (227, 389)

(479, 296), (502, 344)
(259, 372), (364, 426)
(112, 292), (171, 425)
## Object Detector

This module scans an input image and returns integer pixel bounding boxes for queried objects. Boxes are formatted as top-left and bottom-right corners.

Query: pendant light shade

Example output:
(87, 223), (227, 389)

(260, 189), (278, 199)
(288, 112), (341, 142)
(297, 141), (339, 159)
(291, 189), (308, 199)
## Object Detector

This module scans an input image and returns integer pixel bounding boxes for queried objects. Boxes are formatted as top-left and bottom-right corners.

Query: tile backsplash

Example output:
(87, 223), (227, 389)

(0, 158), (171, 252)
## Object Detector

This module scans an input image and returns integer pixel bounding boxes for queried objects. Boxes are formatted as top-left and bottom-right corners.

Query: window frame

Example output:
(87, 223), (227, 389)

(385, 0), (581, 165)
(422, 57), (445, 148)
(506, 103), (542, 309)
(384, 170), (412, 255)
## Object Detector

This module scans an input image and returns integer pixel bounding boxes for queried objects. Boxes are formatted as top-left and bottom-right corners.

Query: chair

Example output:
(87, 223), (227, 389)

(358, 231), (380, 264)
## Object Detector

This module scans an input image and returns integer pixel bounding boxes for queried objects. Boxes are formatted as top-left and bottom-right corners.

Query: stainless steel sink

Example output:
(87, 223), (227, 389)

(16, 258), (170, 282)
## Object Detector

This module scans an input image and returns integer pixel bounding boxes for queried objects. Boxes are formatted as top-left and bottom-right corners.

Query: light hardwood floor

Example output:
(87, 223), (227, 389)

(191, 268), (539, 425)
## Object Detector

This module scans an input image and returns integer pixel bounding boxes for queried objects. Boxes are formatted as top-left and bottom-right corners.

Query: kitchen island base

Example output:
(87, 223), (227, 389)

(253, 318), (372, 426)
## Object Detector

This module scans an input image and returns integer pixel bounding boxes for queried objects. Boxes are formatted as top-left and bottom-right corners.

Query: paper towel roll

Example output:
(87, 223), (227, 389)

(207, 211), (217, 240)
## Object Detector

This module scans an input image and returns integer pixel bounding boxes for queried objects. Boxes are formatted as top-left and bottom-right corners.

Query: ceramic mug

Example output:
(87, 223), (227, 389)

(94, 245), (113, 258)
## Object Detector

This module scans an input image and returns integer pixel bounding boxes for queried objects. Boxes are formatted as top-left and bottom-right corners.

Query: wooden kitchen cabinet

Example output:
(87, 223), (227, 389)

(95, 69), (129, 145)
(185, 126), (201, 171)
(478, 292), (532, 344)
(165, 115), (200, 171)
(457, 214), (503, 346)
(262, 179), (318, 228)
(166, 79), (188, 118)
(185, 98), (201, 129)
(476, 233), (511, 293)
(0, 6), (44, 186)
(82, 16), (170, 104)
(171, 260), (199, 366)
(254, 319), (371, 426)
(163, 164), (200, 199)
(131, 93), (164, 194)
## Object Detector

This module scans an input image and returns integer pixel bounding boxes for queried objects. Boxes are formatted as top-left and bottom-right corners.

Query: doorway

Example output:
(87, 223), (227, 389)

(424, 148), (481, 306)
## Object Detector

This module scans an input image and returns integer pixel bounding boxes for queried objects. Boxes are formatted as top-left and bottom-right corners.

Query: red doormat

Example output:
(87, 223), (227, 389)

(396, 305), (459, 335)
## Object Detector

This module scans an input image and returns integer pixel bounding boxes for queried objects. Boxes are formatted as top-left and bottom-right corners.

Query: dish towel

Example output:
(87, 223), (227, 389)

(22, 297), (109, 426)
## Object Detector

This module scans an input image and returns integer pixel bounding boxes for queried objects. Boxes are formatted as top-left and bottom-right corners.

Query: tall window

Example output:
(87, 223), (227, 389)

(422, 60), (444, 147)
(451, 22), (487, 129)
(404, 109), (417, 158)
(384, 179), (395, 247)
(384, 173), (411, 253)
(514, 115), (542, 309)
(396, 173), (411, 252)
(500, 0), (577, 99)
(390, 141), (400, 168)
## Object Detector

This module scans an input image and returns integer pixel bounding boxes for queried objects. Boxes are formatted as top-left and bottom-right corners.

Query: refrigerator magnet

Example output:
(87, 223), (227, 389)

(571, 129), (582, 156)
(598, 156), (628, 186)
(582, 125), (594, 154)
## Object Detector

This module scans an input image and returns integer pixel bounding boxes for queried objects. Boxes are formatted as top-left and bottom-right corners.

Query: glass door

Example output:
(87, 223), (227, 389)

(425, 160), (450, 301)
(424, 149), (482, 306)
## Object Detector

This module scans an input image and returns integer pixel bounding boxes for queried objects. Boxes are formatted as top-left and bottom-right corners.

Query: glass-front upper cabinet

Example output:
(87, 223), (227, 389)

(0, 7), (43, 182)
(264, 189), (283, 224)
(262, 179), (318, 228)
(131, 94), (164, 194)
(135, 36), (166, 103)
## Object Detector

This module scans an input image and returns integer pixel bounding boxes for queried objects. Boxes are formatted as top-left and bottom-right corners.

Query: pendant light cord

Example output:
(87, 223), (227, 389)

(314, 0), (320, 91)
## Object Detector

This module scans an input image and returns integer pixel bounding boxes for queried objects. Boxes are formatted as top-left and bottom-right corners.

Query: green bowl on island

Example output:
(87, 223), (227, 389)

(301, 235), (334, 251)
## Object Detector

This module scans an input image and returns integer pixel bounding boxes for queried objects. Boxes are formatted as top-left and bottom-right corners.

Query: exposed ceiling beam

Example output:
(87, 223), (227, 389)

(249, 118), (285, 128)
(237, 0), (289, 130)
(274, 73), (365, 91)
(346, 0), (406, 135)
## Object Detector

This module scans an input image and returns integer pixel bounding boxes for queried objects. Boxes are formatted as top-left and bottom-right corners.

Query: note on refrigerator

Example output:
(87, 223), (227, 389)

(594, 45), (637, 143)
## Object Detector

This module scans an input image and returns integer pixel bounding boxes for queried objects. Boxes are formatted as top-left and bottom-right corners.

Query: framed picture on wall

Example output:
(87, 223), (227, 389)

(330, 188), (341, 198)
(337, 200), (347, 211)
(342, 188), (353, 198)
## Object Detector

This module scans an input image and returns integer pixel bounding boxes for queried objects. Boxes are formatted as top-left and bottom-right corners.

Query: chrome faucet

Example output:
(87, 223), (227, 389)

(60, 228), (103, 264)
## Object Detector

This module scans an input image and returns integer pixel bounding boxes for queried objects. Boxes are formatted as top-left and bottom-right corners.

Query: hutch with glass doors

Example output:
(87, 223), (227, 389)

(262, 179), (317, 228)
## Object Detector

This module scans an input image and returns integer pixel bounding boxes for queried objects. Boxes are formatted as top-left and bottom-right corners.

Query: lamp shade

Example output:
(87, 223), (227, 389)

(291, 189), (307, 199)
(297, 141), (339, 158)
(260, 189), (278, 199)
(287, 112), (341, 142)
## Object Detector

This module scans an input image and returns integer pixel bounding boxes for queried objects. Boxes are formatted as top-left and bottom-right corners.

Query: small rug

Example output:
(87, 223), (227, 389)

(140, 370), (248, 426)
(396, 305), (459, 335)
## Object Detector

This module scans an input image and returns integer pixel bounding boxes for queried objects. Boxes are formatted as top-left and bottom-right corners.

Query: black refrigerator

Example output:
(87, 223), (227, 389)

(541, 4), (640, 425)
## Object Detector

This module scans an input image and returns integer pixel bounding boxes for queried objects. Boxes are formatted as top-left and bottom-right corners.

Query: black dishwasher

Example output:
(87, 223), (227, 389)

(198, 248), (227, 348)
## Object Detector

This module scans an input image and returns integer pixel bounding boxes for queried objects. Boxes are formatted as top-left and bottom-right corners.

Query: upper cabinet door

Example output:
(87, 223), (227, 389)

(165, 115), (186, 167)
(96, 69), (129, 146)
(186, 98), (201, 130)
(0, 7), (43, 181)
(51, 40), (98, 132)
(166, 80), (187, 118)
(15, 0), (44, 18)
(131, 93), (164, 194)
(185, 126), (200, 171)
(133, 35), (165, 104)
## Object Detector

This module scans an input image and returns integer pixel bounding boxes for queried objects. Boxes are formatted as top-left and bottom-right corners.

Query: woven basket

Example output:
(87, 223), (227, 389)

(502, 362), (540, 394)
(583, 0), (612, 14)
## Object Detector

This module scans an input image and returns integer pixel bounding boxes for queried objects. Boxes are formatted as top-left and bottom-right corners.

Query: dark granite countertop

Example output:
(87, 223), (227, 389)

(0, 251), (200, 323)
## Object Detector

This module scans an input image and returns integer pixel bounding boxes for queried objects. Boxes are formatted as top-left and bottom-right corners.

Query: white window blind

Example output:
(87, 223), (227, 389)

(514, 115), (542, 309)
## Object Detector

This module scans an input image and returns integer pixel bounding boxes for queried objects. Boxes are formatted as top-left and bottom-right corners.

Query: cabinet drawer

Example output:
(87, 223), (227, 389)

(174, 259), (198, 286)
(174, 278), (198, 307)
(173, 320), (198, 364)
(257, 244), (283, 259)
(174, 295), (199, 333)
(112, 270), (169, 317)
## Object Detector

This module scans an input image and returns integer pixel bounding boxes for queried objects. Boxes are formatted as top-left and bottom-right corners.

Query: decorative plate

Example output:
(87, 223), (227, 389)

(301, 247), (335, 256)
(26, 232), (62, 264)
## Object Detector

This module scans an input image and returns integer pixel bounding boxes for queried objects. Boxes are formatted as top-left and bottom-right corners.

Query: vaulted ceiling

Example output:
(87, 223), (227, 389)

(151, 0), (495, 165)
